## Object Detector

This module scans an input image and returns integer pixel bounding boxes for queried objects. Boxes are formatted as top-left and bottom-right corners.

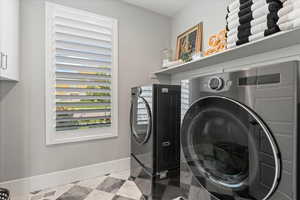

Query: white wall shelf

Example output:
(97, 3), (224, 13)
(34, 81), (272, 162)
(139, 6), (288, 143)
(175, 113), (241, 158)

(153, 28), (300, 76)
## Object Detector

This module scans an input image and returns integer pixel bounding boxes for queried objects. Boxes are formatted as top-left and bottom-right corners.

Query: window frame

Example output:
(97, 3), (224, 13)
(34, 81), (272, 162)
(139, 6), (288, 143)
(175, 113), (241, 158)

(45, 2), (119, 145)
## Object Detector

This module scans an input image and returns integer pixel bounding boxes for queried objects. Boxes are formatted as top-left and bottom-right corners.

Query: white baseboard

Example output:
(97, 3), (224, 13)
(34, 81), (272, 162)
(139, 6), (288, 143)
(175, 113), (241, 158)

(0, 157), (130, 196)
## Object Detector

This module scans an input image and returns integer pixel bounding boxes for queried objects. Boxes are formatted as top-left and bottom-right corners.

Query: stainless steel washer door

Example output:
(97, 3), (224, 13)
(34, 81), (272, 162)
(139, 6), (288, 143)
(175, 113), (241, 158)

(181, 96), (281, 200)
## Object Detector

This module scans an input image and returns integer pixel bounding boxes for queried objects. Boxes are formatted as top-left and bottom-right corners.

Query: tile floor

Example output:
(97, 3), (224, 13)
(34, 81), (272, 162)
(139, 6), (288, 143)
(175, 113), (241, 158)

(17, 170), (143, 200)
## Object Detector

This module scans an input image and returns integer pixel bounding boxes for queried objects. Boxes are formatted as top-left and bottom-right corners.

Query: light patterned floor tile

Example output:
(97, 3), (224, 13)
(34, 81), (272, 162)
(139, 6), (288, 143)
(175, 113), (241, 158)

(109, 170), (130, 180)
(33, 184), (74, 200)
(76, 176), (107, 189)
(30, 193), (44, 200)
(84, 190), (114, 200)
(116, 181), (142, 200)
(57, 185), (92, 200)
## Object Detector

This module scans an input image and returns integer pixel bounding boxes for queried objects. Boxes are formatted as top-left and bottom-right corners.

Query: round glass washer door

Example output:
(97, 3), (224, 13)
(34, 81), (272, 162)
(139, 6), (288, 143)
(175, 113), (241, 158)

(181, 96), (281, 200)
(130, 94), (152, 144)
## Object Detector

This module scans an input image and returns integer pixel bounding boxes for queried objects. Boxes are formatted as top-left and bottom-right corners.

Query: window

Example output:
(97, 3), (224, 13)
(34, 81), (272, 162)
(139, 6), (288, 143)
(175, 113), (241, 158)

(45, 3), (118, 145)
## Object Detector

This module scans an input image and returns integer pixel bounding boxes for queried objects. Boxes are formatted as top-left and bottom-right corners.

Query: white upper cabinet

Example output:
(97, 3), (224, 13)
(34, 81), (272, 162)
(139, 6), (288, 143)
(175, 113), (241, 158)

(0, 0), (19, 81)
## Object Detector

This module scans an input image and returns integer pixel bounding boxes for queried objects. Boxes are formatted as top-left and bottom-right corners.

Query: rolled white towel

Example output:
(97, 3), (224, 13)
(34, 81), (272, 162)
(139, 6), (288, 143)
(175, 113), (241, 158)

(279, 1), (300, 17)
(278, 18), (300, 30)
(278, 9), (300, 24)
(227, 29), (237, 37)
(228, 20), (240, 30)
(227, 34), (239, 44)
(251, 21), (276, 34)
(283, 0), (300, 4)
(227, 14), (239, 23)
(227, 42), (237, 49)
(228, 0), (241, 12)
(283, 0), (300, 7)
(249, 31), (266, 40)
(227, 28), (238, 37)
(228, 7), (240, 17)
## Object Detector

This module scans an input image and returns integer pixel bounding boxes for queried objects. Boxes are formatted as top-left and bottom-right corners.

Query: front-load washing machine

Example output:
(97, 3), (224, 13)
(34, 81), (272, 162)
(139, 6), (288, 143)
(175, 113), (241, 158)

(180, 62), (299, 200)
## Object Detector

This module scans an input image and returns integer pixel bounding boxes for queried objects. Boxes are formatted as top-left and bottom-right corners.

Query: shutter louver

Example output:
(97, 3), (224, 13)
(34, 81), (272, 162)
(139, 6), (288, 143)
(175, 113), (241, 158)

(52, 9), (114, 132)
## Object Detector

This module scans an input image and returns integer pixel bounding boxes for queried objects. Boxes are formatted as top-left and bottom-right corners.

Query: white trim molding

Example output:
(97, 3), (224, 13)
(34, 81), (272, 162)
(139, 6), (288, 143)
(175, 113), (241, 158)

(0, 157), (130, 197)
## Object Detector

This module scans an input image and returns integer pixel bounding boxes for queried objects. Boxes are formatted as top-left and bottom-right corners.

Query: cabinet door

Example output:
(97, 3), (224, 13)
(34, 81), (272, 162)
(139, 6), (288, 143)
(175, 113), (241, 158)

(0, 0), (19, 81)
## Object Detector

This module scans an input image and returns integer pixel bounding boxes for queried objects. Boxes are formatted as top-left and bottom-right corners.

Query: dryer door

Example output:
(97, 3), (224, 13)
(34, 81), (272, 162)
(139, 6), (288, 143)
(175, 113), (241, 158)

(130, 93), (152, 144)
(181, 96), (281, 200)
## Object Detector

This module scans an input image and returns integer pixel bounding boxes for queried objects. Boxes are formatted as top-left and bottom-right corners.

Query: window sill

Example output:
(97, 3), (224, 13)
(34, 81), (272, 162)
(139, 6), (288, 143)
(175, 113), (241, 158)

(46, 132), (118, 146)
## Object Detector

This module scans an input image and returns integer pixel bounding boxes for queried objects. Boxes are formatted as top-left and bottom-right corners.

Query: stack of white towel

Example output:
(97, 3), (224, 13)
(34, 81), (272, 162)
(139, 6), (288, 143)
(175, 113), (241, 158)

(278, 0), (300, 30)
(226, 0), (283, 49)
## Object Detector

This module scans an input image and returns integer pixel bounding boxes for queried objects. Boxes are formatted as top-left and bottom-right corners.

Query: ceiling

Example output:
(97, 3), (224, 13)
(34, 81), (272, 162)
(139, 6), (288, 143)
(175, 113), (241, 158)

(121, 0), (193, 17)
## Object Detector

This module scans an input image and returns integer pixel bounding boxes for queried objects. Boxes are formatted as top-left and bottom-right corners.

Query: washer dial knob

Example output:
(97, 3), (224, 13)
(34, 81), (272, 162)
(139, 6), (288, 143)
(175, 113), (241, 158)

(208, 77), (224, 90)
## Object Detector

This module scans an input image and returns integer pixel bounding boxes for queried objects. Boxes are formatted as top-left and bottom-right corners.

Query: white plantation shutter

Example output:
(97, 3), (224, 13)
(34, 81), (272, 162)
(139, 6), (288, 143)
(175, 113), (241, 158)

(45, 3), (118, 145)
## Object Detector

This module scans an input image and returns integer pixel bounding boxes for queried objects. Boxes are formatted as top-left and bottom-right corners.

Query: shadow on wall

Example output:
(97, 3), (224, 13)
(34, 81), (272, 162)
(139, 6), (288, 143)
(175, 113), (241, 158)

(0, 81), (17, 101)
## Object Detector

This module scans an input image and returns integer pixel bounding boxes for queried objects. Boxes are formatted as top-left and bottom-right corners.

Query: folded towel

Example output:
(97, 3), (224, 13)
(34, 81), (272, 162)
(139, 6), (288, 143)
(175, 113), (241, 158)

(227, 26), (279, 48)
(228, 0), (249, 12)
(281, 0), (300, 3)
(278, 9), (300, 24)
(278, 2), (300, 17)
(236, 26), (280, 45)
(227, 10), (280, 30)
(278, 18), (300, 30)
(229, 0), (254, 16)
(227, 22), (279, 43)
(227, 34), (238, 44)
(227, 12), (279, 36)
(283, 0), (300, 7)
(227, 2), (282, 24)
(227, 0), (281, 20)
(227, 42), (237, 49)
(241, 23), (279, 38)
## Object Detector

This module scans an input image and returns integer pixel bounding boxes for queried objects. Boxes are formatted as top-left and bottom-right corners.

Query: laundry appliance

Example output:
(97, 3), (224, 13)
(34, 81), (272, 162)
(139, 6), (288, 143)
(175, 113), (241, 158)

(130, 84), (182, 200)
(180, 62), (299, 200)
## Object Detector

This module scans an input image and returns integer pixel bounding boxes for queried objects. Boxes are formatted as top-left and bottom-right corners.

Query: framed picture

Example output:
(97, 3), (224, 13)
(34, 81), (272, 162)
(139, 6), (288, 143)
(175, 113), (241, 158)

(176, 23), (203, 60)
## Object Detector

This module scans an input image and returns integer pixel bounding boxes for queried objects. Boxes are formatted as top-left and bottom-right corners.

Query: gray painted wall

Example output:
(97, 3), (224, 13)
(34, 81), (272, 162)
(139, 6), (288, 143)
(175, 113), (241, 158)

(171, 0), (231, 53)
(0, 0), (171, 182)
